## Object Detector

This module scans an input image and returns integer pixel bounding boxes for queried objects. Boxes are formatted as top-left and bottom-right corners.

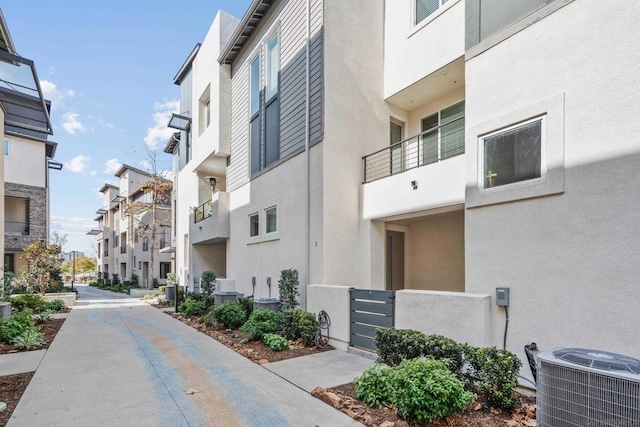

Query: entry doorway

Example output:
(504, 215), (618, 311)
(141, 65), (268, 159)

(386, 230), (405, 291)
(142, 262), (149, 288)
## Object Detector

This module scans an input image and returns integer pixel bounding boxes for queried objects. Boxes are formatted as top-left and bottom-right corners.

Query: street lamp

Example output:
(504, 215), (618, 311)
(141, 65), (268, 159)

(71, 251), (76, 291)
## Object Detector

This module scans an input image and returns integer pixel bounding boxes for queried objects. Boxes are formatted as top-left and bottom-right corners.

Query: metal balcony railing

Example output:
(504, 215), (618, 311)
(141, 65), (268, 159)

(362, 116), (465, 183)
(104, 250), (109, 257)
(120, 246), (126, 254)
(5, 221), (29, 235)
(194, 200), (213, 223)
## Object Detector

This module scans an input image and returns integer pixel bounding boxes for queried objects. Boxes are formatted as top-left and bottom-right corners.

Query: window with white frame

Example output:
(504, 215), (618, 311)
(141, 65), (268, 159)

(250, 31), (280, 176)
(4, 139), (8, 156)
(420, 100), (465, 165)
(249, 213), (259, 237)
(415, 0), (449, 25)
(265, 206), (277, 234)
(481, 117), (544, 189)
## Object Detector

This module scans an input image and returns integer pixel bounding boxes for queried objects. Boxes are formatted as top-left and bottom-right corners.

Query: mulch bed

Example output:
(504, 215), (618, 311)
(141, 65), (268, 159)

(0, 318), (65, 355)
(170, 313), (333, 364)
(0, 372), (34, 426)
(314, 382), (537, 427)
(0, 316), (67, 425)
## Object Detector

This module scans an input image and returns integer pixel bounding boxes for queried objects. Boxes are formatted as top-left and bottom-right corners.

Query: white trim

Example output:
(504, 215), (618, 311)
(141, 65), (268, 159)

(247, 211), (260, 244)
(410, 0), (461, 38)
(262, 204), (280, 242)
(477, 116), (547, 194)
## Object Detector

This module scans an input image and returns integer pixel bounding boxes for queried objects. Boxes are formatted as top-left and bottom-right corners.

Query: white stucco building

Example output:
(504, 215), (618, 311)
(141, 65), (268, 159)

(166, 0), (640, 385)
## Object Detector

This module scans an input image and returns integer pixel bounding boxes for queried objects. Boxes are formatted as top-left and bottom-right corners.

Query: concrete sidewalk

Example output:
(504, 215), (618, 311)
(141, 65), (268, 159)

(7, 285), (364, 426)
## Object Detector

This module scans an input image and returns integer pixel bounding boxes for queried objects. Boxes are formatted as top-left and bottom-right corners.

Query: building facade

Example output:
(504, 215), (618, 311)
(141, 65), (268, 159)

(90, 165), (172, 288)
(167, 0), (640, 385)
(0, 8), (58, 276)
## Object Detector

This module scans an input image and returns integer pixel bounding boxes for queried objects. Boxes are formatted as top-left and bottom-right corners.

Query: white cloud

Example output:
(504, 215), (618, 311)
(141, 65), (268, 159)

(62, 112), (87, 135)
(65, 89), (75, 97)
(103, 158), (122, 175)
(40, 80), (57, 98)
(90, 170), (97, 176)
(139, 159), (151, 171)
(64, 155), (91, 173)
(144, 99), (179, 150)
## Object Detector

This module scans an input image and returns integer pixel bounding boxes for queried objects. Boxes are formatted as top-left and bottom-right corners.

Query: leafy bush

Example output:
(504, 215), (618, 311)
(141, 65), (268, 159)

(41, 299), (66, 312)
(278, 269), (299, 311)
(392, 358), (475, 424)
(88, 280), (98, 287)
(179, 298), (208, 317)
(376, 329), (464, 374)
(464, 346), (522, 409)
(263, 333), (288, 351)
(11, 294), (45, 312)
(241, 308), (284, 340)
(354, 364), (395, 408)
(201, 271), (216, 296)
(0, 310), (35, 343)
(34, 310), (53, 324)
(237, 297), (254, 320)
(211, 302), (246, 329)
(130, 273), (139, 285)
(283, 309), (318, 346)
(111, 274), (120, 285)
(12, 328), (45, 350)
(166, 273), (177, 286)
(185, 292), (215, 310)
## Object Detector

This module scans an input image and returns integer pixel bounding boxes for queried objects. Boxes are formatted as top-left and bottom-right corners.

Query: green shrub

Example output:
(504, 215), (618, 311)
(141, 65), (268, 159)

(237, 297), (254, 320)
(354, 364), (395, 408)
(283, 309), (318, 346)
(201, 271), (216, 296)
(88, 280), (98, 287)
(375, 329), (464, 374)
(201, 311), (217, 327)
(130, 273), (139, 285)
(278, 269), (299, 311)
(111, 274), (120, 285)
(34, 310), (53, 324)
(11, 294), (45, 312)
(0, 310), (35, 343)
(263, 333), (288, 351)
(241, 308), (284, 340)
(186, 293), (215, 310)
(464, 346), (522, 409)
(179, 298), (208, 317)
(392, 358), (475, 424)
(211, 302), (246, 329)
(159, 285), (166, 294)
(41, 299), (66, 312)
(12, 328), (45, 350)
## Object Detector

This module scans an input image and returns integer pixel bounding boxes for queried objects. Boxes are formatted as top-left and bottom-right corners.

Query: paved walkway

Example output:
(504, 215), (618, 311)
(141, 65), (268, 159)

(7, 285), (365, 426)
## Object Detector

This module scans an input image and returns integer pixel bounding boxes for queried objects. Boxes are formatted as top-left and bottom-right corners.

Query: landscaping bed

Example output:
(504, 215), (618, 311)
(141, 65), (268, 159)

(0, 317), (65, 355)
(173, 313), (332, 364)
(0, 372), (34, 426)
(313, 382), (536, 427)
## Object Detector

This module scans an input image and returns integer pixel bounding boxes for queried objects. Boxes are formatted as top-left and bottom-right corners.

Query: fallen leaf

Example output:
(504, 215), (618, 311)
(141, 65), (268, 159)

(185, 388), (201, 395)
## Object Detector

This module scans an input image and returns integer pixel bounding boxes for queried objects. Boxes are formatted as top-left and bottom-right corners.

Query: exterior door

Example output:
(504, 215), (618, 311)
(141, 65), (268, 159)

(386, 231), (405, 291)
(390, 120), (404, 175)
(142, 262), (149, 288)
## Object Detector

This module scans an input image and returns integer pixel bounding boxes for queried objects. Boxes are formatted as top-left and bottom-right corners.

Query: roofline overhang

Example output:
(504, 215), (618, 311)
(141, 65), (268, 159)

(218, 0), (275, 65)
(98, 184), (118, 193)
(163, 132), (180, 154)
(3, 130), (58, 158)
(173, 43), (201, 85)
(114, 163), (152, 178)
(0, 9), (16, 54)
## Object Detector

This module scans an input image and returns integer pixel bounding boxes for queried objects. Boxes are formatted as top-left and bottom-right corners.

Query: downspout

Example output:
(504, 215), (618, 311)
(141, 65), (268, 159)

(304, 0), (311, 310)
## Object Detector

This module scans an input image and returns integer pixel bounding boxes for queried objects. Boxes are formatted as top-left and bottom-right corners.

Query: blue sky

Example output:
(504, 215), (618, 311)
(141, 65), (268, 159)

(2, 0), (252, 255)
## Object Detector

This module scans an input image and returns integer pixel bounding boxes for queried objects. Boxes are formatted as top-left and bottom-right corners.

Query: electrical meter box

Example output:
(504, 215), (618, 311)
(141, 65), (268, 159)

(496, 287), (510, 306)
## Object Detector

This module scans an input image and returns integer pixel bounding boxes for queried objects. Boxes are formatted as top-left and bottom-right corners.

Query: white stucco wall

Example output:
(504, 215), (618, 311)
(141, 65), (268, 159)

(384, 0), (465, 98)
(395, 290), (491, 347)
(307, 284), (353, 351)
(464, 0), (640, 377)
(4, 135), (46, 187)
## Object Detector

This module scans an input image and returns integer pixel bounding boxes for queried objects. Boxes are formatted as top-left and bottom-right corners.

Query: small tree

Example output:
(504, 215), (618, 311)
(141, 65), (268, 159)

(20, 241), (63, 295)
(201, 270), (216, 296)
(278, 269), (300, 310)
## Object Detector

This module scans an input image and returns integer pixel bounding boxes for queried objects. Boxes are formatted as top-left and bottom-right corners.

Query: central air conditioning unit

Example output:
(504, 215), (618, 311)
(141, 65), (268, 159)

(537, 348), (640, 427)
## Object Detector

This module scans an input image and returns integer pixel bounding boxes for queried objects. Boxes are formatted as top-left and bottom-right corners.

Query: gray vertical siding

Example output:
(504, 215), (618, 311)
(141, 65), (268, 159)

(227, 0), (324, 192)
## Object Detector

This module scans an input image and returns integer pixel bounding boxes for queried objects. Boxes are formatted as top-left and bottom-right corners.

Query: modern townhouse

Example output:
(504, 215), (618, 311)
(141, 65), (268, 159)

(0, 8), (59, 276)
(168, 0), (640, 385)
(90, 165), (172, 288)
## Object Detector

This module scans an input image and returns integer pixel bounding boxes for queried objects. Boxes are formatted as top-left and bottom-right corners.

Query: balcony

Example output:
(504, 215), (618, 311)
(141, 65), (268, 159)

(361, 118), (466, 220)
(189, 192), (230, 245)
(104, 250), (109, 257)
(5, 221), (29, 236)
(120, 246), (127, 254)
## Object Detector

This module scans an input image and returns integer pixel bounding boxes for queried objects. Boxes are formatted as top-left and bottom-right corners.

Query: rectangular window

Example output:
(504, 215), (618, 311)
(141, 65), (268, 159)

(416, 0), (449, 25)
(420, 100), (465, 165)
(266, 33), (279, 101)
(160, 262), (171, 279)
(249, 213), (259, 237)
(265, 207), (277, 234)
(250, 32), (280, 176)
(4, 139), (8, 156)
(143, 237), (149, 251)
(482, 118), (543, 189)
(205, 99), (211, 128)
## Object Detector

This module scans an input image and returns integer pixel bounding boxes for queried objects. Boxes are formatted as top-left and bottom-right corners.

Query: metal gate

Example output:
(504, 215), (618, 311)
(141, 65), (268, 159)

(350, 289), (395, 351)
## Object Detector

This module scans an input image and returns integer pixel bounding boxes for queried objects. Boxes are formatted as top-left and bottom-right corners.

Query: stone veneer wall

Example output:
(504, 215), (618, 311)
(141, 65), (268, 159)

(4, 182), (47, 251)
